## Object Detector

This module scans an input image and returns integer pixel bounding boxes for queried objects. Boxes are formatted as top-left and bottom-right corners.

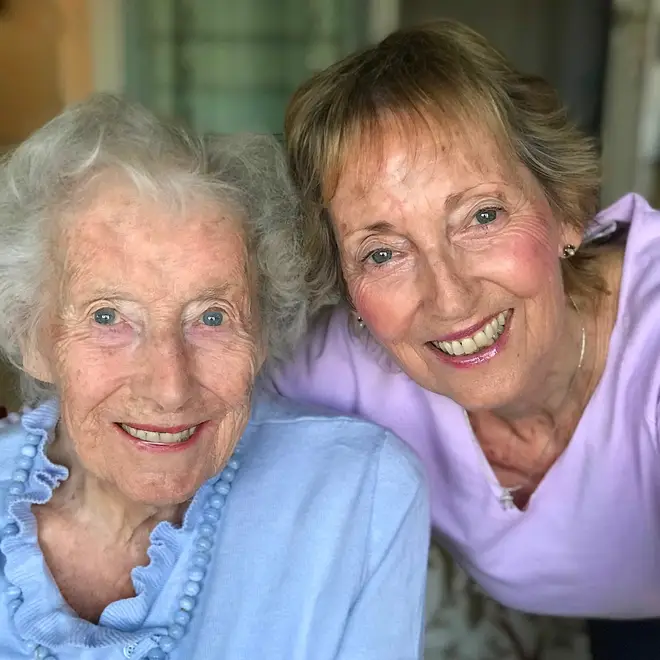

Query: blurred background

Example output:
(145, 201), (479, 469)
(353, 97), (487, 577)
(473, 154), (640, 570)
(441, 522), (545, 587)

(5, 0), (660, 206)
(0, 1), (657, 657)
(3, 0), (660, 208)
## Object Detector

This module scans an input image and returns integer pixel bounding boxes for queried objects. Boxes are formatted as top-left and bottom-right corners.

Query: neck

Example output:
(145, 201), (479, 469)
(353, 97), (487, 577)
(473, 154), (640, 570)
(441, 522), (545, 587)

(496, 246), (625, 426)
(493, 298), (593, 428)
(45, 431), (185, 545)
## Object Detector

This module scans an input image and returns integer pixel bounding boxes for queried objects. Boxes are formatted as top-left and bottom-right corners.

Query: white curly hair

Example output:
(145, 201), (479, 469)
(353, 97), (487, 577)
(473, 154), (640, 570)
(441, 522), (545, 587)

(0, 94), (310, 403)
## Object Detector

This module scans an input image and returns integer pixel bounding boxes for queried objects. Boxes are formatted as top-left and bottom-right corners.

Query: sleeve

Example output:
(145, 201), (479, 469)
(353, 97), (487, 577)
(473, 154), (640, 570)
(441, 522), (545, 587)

(264, 307), (362, 415)
(334, 435), (431, 660)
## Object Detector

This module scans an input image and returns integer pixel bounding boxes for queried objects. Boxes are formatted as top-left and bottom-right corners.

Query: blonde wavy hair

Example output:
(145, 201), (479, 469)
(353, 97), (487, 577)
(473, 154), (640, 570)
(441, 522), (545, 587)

(285, 20), (604, 313)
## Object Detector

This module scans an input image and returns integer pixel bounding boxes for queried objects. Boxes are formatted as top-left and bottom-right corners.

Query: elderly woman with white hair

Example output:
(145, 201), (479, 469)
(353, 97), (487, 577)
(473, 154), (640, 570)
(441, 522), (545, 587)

(0, 95), (429, 660)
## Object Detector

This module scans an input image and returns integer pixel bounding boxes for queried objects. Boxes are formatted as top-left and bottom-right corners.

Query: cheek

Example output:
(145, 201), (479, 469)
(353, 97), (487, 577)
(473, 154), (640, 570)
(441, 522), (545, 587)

(52, 332), (129, 412)
(487, 226), (562, 299)
(349, 271), (420, 342)
(55, 348), (121, 468)
(191, 332), (259, 403)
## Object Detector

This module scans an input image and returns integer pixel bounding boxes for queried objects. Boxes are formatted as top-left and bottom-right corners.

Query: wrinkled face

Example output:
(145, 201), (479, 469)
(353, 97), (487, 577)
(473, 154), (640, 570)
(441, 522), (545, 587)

(331, 125), (580, 411)
(29, 185), (263, 506)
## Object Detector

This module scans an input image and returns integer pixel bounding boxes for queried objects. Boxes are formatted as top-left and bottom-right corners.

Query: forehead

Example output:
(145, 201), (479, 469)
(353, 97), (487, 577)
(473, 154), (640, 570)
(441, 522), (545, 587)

(331, 120), (516, 214)
(59, 185), (248, 301)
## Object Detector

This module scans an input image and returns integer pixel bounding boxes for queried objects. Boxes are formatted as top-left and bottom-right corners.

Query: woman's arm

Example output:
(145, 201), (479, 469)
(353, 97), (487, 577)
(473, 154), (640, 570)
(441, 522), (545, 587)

(334, 434), (430, 659)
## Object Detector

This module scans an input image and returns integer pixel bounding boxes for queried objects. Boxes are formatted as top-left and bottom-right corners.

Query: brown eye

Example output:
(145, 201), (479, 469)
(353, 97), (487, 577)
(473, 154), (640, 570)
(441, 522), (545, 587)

(474, 207), (500, 225)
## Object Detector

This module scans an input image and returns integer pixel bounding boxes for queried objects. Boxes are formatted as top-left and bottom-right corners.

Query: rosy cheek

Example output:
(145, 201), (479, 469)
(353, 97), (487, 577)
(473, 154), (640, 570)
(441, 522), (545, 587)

(351, 279), (418, 342)
(491, 231), (560, 299)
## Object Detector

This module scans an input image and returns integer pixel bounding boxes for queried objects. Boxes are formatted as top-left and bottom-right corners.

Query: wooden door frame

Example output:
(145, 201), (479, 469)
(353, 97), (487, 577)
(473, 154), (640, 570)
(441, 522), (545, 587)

(57, 0), (125, 105)
(56, 0), (93, 104)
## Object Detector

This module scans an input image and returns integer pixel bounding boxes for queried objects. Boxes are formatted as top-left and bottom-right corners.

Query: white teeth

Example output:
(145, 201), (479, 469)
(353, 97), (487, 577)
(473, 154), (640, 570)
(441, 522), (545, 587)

(474, 331), (489, 348)
(462, 338), (477, 353)
(432, 310), (510, 357)
(120, 424), (197, 444)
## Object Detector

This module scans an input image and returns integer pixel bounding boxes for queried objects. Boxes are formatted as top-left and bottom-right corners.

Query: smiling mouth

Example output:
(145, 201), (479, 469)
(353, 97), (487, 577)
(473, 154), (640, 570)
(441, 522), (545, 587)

(431, 310), (511, 356)
(119, 423), (198, 445)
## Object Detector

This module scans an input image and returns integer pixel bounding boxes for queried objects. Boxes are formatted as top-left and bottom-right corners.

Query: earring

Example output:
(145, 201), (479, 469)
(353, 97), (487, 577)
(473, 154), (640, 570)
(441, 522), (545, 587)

(357, 316), (365, 329)
(562, 244), (577, 258)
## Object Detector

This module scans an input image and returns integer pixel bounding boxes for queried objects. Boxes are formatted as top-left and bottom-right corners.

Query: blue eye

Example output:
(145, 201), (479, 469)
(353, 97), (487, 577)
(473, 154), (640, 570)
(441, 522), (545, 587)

(474, 207), (501, 225)
(93, 308), (117, 325)
(202, 310), (224, 327)
(368, 248), (393, 265)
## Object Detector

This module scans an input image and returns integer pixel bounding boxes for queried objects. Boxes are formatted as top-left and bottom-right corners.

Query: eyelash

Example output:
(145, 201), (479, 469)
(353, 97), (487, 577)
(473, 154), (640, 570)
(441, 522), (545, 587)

(472, 205), (505, 227)
(362, 247), (395, 267)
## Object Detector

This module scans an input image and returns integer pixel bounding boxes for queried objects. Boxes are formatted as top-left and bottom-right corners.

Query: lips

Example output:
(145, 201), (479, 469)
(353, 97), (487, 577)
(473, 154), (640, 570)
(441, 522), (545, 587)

(119, 423), (198, 445)
(431, 310), (511, 356)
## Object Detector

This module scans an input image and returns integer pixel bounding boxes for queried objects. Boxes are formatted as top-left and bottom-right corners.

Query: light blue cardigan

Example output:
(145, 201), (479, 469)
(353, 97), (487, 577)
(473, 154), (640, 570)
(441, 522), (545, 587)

(0, 389), (429, 659)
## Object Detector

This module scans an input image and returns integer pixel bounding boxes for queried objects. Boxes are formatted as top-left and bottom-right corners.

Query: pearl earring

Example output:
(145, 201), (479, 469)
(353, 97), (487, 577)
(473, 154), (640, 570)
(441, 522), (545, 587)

(357, 316), (365, 329)
(562, 244), (577, 258)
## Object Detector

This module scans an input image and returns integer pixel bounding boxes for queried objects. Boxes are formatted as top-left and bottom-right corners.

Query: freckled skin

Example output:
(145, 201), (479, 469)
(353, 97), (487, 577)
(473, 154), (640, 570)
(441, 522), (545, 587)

(30, 185), (263, 508)
(331, 125), (583, 415)
(21, 183), (265, 621)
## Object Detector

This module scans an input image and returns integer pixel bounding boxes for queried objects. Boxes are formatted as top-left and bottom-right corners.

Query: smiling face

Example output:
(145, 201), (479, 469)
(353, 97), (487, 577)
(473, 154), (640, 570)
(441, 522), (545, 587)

(28, 183), (263, 507)
(331, 122), (581, 411)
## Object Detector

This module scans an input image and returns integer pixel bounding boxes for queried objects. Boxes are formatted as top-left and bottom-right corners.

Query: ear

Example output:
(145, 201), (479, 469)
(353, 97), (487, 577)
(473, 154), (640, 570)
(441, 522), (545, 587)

(20, 335), (54, 384)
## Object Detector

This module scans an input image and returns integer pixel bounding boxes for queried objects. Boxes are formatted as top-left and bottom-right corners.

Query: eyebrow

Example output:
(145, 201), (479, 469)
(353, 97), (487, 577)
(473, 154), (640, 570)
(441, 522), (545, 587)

(346, 186), (508, 238)
(193, 284), (237, 301)
(350, 220), (397, 236)
(445, 187), (507, 212)
(76, 287), (135, 307)
(77, 283), (237, 308)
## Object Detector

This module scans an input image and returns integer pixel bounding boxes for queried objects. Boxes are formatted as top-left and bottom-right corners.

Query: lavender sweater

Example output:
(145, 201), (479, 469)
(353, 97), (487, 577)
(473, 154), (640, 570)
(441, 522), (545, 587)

(271, 194), (660, 618)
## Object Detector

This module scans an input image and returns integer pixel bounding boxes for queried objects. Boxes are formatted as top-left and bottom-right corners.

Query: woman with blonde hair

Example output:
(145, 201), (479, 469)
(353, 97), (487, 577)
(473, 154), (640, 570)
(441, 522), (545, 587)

(271, 19), (660, 659)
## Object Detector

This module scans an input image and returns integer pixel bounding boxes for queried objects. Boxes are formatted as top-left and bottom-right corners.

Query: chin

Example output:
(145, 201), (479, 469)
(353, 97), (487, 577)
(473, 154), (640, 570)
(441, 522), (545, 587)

(454, 392), (510, 412)
(424, 372), (523, 412)
(120, 475), (204, 508)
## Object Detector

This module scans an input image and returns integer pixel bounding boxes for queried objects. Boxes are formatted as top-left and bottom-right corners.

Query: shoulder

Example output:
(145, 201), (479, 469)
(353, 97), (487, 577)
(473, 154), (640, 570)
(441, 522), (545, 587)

(264, 305), (419, 417)
(609, 194), (660, 338)
(596, 193), (660, 272)
(235, 390), (429, 580)
(267, 305), (365, 381)
(608, 193), (660, 264)
(243, 388), (427, 502)
(596, 195), (660, 425)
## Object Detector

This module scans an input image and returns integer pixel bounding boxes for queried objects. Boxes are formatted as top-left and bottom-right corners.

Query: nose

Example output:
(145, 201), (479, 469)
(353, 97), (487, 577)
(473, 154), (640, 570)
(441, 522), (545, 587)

(419, 252), (479, 321)
(133, 332), (194, 412)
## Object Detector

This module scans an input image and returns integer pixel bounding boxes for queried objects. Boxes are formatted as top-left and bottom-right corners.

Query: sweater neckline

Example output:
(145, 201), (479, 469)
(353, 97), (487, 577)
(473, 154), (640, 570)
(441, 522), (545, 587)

(0, 401), (211, 651)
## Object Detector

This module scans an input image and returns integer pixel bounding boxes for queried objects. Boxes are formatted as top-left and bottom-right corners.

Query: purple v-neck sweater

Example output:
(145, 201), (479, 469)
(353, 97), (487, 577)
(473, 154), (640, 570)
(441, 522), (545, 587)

(271, 194), (660, 617)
